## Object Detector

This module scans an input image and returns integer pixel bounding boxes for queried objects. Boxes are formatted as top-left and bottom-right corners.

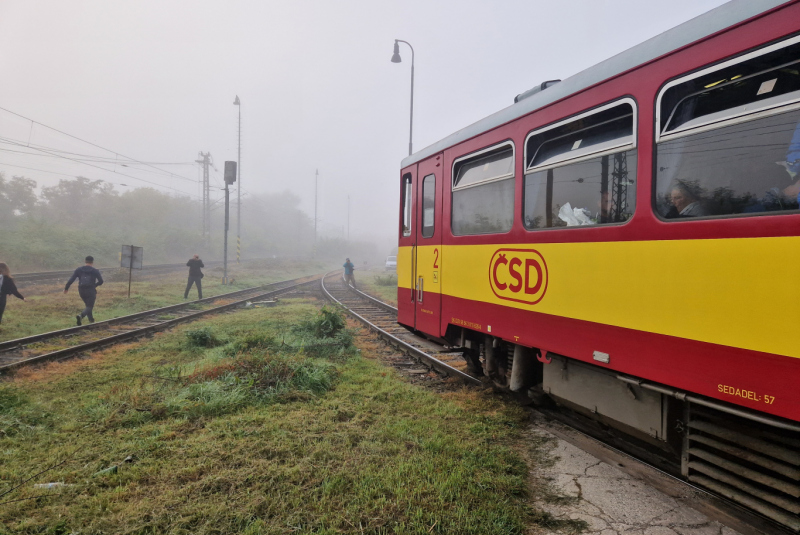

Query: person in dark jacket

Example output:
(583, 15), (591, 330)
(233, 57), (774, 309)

(64, 256), (103, 325)
(185, 255), (204, 299)
(0, 262), (26, 325)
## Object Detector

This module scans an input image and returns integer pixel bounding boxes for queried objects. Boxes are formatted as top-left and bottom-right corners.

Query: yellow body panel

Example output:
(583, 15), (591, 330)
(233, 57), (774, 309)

(398, 237), (800, 359)
(397, 245), (443, 295)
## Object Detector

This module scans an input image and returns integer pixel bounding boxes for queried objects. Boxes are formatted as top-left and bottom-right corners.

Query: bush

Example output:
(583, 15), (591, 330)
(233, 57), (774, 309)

(373, 273), (397, 286)
(303, 305), (348, 339)
(185, 327), (220, 348)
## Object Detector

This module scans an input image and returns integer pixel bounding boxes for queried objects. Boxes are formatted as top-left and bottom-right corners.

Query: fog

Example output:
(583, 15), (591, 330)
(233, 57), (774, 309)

(0, 0), (728, 263)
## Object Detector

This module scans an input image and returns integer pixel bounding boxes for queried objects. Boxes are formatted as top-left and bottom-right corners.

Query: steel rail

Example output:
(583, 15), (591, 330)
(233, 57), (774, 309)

(0, 275), (322, 373)
(0, 284), (274, 352)
(343, 277), (398, 314)
(320, 271), (480, 386)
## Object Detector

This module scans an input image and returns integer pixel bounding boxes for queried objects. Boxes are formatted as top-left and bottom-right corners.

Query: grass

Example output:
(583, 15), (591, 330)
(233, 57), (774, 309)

(0, 258), (332, 342)
(0, 298), (585, 534)
(357, 269), (398, 306)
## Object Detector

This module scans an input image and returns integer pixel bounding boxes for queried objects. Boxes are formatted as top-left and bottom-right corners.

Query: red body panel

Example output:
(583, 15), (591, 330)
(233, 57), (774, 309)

(441, 294), (799, 422)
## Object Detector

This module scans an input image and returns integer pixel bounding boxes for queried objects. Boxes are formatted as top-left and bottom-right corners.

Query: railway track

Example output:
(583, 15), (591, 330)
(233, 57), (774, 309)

(0, 274), (322, 372)
(320, 271), (793, 535)
(13, 261), (229, 284)
(320, 272), (479, 386)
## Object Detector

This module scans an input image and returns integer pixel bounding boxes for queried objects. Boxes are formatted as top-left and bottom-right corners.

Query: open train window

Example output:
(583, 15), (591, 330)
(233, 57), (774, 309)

(401, 173), (412, 237)
(526, 100), (635, 172)
(523, 99), (637, 229)
(451, 142), (514, 235)
(655, 36), (800, 220)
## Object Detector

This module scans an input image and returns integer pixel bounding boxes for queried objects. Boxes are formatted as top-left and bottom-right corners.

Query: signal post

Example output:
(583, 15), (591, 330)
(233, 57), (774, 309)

(223, 161), (237, 285)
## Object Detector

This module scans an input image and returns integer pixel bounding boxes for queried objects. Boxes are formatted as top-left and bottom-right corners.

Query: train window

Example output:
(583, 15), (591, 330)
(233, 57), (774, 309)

(658, 36), (800, 139)
(524, 150), (637, 228)
(655, 36), (800, 219)
(523, 99), (637, 229)
(452, 143), (514, 235)
(421, 174), (435, 238)
(526, 100), (635, 172)
(401, 174), (412, 237)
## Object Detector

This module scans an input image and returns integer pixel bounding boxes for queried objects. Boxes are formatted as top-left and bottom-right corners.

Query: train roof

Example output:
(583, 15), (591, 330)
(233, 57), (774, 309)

(400, 0), (790, 169)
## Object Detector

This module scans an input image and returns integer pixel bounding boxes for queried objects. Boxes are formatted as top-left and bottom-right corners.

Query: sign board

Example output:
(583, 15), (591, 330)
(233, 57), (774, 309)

(121, 245), (144, 270)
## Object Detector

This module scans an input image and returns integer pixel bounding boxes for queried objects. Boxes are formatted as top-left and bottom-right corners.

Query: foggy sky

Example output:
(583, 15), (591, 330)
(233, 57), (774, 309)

(0, 0), (728, 248)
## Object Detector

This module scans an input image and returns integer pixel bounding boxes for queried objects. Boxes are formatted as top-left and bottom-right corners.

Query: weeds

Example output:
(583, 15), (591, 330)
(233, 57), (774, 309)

(297, 305), (347, 338)
(185, 327), (221, 348)
(373, 273), (397, 286)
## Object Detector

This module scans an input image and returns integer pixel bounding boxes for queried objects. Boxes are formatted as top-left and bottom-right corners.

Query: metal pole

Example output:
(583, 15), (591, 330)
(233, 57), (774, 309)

(237, 101), (241, 264)
(409, 53), (414, 156)
(314, 169), (318, 251)
(395, 40), (415, 156)
(224, 183), (229, 285)
(195, 152), (211, 243)
(127, 246), (133, 298)
(347, 195), (350, 241)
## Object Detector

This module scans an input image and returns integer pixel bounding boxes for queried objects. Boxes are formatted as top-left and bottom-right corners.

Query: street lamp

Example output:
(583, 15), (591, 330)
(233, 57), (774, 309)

(233, 95), (241, 263)
(391, 39), (414, 156)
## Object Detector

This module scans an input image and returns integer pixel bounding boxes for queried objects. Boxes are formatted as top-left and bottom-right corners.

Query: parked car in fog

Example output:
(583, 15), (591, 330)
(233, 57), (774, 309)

(385, 255), (397, 271)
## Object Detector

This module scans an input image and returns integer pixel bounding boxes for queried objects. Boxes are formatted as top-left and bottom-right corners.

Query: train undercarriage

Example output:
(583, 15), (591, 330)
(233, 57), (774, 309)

(450, 326), (800, 534)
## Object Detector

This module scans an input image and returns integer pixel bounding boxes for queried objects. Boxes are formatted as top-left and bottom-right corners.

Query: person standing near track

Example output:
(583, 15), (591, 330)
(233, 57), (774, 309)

(64, 256), (103, 325)
(184, 254), (204, 300)
(0, 262), (26, 326)
(343, 257), (356, 288)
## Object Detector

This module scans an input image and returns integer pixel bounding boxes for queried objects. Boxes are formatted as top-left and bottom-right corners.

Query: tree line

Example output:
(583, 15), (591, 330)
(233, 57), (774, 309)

(0, 173), (326, 271)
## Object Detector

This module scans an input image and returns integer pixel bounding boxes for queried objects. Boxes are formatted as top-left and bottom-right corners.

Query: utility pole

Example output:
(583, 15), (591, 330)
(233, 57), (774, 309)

(314, 169), (319, 252)
(347, 195), (350, 241)
(195, 152), (212, 242)
(233, 96), (241, 263)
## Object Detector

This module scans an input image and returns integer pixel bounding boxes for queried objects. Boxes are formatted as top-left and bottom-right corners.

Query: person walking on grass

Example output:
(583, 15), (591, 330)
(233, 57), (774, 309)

(184, 254), (204, 300)
(0, 262), (26, 326)
(64, 256), (103, 325)
(343, 257), (356, 288)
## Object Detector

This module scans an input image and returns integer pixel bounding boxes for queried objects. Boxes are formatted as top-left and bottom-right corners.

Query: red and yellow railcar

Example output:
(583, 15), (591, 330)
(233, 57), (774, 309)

(396, 0), (800, 528)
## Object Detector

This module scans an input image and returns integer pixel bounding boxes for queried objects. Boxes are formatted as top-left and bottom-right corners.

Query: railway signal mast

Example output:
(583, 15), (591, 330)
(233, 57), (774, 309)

(223, 161), (237, 285)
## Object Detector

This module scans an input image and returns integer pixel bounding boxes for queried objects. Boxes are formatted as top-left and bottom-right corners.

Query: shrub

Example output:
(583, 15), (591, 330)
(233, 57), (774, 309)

(305, 305), (348, 339)
(185, 327), (220, 348)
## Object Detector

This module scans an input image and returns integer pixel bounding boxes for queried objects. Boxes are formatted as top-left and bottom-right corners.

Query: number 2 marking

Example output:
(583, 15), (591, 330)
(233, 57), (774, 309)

(433, 248), (439, 268)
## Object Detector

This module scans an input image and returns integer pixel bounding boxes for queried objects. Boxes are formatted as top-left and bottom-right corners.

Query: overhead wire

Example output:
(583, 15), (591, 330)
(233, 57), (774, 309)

(0, 105), (200, 184)
(0, 136), (199, 183)
(0, 138), (201, 198)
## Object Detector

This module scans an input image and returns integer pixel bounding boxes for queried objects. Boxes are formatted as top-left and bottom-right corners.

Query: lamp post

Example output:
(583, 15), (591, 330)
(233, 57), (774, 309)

(391, 39), (414, 156)
(233, 95), (241, 263)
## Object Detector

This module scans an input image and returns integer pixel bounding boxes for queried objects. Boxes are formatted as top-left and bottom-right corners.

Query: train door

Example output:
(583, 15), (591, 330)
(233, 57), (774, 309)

(396, 168), (417, 327)
(414, 156), (443, 335)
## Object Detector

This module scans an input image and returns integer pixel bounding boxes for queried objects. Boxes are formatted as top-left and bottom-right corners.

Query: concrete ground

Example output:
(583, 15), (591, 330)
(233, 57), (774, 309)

(532, 428), (742, 535)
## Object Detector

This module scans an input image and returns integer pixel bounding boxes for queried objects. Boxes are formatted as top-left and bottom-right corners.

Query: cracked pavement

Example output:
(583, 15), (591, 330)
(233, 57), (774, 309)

(532, 429), (742, 535)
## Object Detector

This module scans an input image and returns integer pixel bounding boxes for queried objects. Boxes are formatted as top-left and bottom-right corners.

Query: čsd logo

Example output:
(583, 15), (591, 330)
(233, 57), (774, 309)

(489, 248), (548, 305)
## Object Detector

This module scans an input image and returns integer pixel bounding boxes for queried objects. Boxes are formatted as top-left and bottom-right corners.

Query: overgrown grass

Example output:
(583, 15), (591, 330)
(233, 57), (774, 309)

(0, 299), (581, 534)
